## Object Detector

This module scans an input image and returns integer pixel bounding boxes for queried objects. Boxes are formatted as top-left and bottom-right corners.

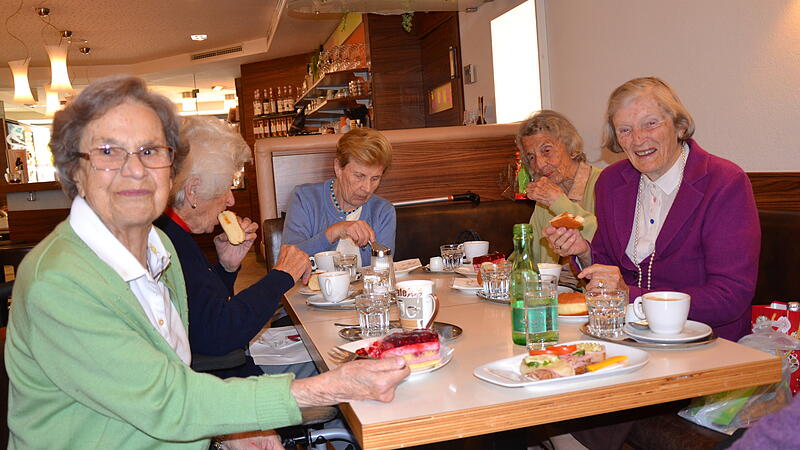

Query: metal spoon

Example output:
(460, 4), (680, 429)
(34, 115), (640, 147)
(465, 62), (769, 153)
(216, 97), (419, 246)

(629, 320), (650, 330)
(333, 322), (359, 327)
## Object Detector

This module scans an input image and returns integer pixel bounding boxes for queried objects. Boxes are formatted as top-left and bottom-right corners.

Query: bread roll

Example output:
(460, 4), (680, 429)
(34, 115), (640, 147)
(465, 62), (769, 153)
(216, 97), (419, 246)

(308, 273), (321, 291)
(558, 292), (587, 316)
(218, 211), (245, 245)
(549, 212), (585, 229)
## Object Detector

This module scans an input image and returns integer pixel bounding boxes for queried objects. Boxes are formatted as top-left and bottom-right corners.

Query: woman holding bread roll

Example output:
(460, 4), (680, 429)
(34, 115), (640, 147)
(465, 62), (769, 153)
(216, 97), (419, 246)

(544, 77), (759, 341)
(282, 127), (395, 266)
(5, 76), (409, 448)
(155, 115), (312, 379)
(517, 110), (602, 287)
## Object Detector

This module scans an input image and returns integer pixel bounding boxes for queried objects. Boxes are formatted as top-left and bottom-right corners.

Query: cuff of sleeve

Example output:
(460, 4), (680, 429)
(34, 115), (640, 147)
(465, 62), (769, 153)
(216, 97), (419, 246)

(269, 269), (296, 290)
(549, 194), (572, 213)
(254, 373), (303, 429)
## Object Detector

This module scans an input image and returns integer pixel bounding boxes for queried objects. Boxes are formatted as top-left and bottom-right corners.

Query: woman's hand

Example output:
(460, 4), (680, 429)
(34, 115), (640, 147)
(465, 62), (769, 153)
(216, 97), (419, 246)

(290, 357), (410, 407)
(217, 430), (284, 450)
(325, 220), (376, 247)
(578, 264), (628, 293)
(273, 245), (311, 284)
(525, 177), (563, 207)
(215, 216), (259, 272)
(542, 226), (590, 259)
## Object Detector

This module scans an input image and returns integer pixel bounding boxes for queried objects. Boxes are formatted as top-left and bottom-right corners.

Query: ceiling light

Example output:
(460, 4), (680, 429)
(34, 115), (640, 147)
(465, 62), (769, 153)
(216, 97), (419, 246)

(45, 42), (74, 93)
(45, 86), (61, 117)
(190, 34), (208, 41)
(8, 59), (35, 104)
(212, 85), (224, 91)
(79, 46), (91, 54)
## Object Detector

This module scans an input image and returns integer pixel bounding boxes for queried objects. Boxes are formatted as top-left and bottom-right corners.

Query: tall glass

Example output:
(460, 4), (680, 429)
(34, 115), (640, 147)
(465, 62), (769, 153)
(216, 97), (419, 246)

(355, 293), (391, 337)
(334, 254), (358, 282)
(523, 274), (559, 350)
(362, 266), (391, 295)
(480, 261), (512, 299)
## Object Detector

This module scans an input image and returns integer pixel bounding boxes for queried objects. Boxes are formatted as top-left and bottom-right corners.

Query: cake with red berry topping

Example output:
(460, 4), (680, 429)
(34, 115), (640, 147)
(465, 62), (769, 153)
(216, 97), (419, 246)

(356, 329), (441, 371)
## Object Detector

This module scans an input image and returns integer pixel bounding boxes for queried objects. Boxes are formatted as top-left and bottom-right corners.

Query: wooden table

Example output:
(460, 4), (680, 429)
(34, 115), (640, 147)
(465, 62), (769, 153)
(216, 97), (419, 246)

(284, 271), (780, 449)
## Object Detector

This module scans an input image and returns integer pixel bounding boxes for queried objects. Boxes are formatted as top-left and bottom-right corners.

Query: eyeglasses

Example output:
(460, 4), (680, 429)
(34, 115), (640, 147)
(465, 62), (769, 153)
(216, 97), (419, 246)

(78, 145), (174, 171)
(615, 118), (665, 139)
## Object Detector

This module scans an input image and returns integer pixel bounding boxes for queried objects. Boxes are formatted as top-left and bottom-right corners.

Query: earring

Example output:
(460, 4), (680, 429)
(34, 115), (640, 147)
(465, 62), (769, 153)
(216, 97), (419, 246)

(191, 203), (197, 209)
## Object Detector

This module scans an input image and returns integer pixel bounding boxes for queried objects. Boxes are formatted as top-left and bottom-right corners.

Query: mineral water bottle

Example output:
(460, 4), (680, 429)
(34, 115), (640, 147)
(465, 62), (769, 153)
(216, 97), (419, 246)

(509, 224), (537, 345)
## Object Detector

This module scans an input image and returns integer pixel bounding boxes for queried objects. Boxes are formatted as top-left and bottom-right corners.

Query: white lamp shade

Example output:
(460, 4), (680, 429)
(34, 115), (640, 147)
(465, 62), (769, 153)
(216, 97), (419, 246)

(45, 43), (74, 93)
(8, 59), (35, 104)
(45, 88), (61, 118)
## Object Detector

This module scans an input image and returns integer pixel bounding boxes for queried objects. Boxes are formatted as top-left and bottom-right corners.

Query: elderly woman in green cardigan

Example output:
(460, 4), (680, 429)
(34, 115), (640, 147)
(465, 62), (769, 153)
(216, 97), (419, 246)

(4, 75), (409, 449)
(518, 110), (602, 286)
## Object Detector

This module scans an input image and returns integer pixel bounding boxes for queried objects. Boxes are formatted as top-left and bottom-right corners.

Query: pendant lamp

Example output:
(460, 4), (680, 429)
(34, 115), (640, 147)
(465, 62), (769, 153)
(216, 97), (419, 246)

(8, 58), (35, 104)
(45, 42), (74, 93)
(44, 86), (61, 117)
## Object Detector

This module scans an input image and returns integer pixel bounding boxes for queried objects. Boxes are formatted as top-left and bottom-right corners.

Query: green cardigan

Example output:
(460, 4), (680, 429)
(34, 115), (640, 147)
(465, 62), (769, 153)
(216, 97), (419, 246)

(528, 165), (602, 264)
(5, 220), (302, 449)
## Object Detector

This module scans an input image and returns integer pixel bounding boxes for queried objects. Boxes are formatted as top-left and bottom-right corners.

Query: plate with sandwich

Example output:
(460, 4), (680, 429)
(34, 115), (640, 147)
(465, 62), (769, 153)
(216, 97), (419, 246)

(473, 340), (648, 388)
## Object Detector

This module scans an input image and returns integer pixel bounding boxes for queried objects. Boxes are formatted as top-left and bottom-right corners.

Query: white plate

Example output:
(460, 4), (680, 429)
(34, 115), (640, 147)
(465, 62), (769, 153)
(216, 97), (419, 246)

(559, 315), (589, 323)
(307, 292), (356, 307)
(451, 278), (482, 293)
(337, 337), (454, 376)
(473, 340), (649, 388)
(623, 320), (712, 343)
(298, 287), (321, 295)
(423, 264), (457, 274)
(394, 258), (423, 276)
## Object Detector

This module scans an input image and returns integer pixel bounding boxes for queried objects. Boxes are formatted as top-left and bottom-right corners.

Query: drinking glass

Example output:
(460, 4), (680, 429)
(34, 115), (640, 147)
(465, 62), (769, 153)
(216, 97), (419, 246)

(362, 266), (391, 295)
(318, 49), (330, 74)
(586, 289), (627, 338)
(524, 275), (558, 350)
(334, 254), (358, 281)
(355, 293), (391, 337)
(440, 244), (464, 272)
(480, 261), (512, 299)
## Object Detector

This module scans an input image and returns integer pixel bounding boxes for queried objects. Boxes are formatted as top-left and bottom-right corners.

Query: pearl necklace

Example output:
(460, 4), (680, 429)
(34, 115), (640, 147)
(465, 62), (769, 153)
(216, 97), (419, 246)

(330, 180), (358, 216)
(632, 148), (688, 290)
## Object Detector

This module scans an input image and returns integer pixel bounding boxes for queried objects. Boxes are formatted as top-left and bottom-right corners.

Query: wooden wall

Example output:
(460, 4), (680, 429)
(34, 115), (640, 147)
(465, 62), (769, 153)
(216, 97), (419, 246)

(748, 173), (800, 211)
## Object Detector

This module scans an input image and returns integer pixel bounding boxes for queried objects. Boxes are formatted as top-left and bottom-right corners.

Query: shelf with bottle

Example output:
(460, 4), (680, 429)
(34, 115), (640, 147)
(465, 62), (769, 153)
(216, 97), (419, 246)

(294, 68), (370, 109)
(306, 95), (371, 119)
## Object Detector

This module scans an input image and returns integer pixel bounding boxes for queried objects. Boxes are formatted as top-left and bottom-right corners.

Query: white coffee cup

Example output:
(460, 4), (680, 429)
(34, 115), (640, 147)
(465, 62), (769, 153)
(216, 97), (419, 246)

(632, 291), (691, 335)
(395, 279), (439, 330)
(319, 271), (350, 303)
(312, 251), (341, 273)
(462, 240), (490, 263)
(429, 256), (444, 271)
(537, 263), (562, 285)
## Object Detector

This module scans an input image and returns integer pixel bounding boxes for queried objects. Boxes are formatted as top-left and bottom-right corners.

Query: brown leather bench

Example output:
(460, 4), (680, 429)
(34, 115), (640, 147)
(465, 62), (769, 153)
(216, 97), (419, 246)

(262, 199), (535, 270)
(626, 209), (800, 450)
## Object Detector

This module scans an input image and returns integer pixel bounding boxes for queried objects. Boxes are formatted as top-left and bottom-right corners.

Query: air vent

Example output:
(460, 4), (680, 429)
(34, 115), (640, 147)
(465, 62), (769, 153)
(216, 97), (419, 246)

(191, 45), (243, 61)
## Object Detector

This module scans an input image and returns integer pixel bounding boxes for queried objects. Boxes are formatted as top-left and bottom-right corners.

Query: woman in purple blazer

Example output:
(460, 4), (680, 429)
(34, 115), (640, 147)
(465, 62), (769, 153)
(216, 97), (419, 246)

(546, 77), (759, 341)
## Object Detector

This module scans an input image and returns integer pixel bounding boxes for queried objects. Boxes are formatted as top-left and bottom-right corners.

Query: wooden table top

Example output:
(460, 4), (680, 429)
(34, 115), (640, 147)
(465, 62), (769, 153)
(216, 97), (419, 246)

(284, 270), (780, 450)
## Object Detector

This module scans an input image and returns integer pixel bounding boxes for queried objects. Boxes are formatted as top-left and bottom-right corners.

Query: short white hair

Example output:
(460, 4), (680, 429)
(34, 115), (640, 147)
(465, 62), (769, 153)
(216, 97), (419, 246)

(171, 116), (252, 207)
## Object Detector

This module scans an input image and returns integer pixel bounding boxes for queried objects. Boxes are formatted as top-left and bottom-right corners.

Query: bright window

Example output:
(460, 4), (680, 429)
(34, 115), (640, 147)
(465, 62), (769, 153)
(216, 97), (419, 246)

(491, 0), (541, 123)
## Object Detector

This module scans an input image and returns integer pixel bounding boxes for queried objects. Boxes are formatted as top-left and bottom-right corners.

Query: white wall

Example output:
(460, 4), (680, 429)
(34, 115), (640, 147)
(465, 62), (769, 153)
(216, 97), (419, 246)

(542, 0), (800, 171)
(459, 0), (527, 124)
(460, 0), (800, 171)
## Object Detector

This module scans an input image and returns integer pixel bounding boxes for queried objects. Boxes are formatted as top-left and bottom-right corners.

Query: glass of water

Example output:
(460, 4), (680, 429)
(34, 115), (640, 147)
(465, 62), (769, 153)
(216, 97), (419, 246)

(524, 275), (559, 350)
(355, 292), (391, 337)
(440, 244), (464, 272)
(480, 261), (512, 299)
(334, 254), (358, 281)
(585, 289), (627, 338)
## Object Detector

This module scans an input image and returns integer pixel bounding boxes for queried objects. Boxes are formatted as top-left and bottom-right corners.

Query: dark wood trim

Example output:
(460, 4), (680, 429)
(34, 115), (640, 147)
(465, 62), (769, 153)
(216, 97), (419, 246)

(748, 172), (800, 211)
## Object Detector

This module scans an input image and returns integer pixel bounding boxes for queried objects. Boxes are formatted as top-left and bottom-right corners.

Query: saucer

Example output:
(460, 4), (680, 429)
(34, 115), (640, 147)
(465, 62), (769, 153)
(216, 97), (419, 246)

(623, 320), (712, 343)
(307, 292), (356, 306)
(451, 278), (481, 293)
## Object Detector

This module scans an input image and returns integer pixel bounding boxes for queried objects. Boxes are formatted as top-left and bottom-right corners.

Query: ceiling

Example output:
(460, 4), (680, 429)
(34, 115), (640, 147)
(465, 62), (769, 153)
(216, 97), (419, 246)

(0, 0), (343, 120)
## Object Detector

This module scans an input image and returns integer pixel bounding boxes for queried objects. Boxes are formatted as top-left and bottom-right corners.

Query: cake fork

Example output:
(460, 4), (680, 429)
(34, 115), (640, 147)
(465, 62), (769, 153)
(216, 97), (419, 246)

(327, 347), (378, 364)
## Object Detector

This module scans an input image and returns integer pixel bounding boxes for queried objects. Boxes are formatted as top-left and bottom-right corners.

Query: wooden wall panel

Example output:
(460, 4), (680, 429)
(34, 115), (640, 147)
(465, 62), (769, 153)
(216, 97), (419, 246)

(365, 14), (426, 130)
(748, 172), (800, 211)
(9, 209), (69, 242)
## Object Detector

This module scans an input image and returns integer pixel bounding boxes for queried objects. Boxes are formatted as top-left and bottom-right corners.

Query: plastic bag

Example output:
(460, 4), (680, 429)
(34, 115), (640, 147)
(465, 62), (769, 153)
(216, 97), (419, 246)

(677, 324), (798, 434)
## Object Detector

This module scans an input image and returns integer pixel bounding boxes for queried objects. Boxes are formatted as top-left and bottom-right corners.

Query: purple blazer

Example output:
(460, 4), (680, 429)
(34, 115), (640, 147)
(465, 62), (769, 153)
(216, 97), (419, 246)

(592, 140), (760, 341)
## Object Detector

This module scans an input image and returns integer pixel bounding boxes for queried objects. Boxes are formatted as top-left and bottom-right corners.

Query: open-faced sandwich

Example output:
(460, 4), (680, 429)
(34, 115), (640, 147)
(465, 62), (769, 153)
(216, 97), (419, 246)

(520, 343), (624, 381)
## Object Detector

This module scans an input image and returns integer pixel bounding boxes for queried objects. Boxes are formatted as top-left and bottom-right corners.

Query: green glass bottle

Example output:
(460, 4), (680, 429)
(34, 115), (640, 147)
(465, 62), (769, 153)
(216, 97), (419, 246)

(509, 224), (538, 345)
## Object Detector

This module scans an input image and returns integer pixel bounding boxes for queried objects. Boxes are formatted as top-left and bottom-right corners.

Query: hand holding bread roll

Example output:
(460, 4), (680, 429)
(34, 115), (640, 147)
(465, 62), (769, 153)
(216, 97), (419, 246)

(218, 211), (245, 245)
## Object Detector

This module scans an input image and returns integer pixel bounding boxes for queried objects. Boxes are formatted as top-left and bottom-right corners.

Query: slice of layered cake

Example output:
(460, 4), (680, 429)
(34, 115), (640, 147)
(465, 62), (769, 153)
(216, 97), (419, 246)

(356, 329), (441, 371)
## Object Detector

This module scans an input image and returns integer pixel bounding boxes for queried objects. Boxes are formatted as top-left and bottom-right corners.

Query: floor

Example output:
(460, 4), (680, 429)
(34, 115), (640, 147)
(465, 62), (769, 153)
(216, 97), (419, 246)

(233, 250), (268, 294)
